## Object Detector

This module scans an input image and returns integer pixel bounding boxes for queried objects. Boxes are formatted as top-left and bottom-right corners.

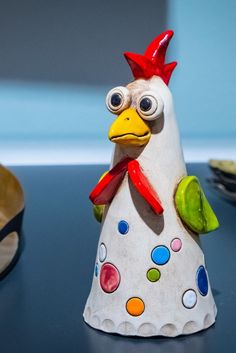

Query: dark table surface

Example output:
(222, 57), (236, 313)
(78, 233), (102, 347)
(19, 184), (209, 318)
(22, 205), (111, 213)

(0, 163), (235, 353)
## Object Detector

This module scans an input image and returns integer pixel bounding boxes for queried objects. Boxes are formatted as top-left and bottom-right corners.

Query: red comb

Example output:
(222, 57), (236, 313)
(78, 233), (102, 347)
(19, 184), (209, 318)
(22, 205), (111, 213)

(124, 30), (177, 85)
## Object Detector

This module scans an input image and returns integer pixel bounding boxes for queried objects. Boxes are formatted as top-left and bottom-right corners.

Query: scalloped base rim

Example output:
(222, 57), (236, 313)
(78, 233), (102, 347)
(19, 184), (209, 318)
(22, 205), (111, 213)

(83, 306), (217, 337)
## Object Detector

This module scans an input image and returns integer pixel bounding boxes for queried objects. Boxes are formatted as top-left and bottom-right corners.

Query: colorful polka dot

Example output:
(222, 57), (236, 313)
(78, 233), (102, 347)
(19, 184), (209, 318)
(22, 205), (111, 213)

(118, 220), (129, 235)
(126, 297), (145, 316)
(196, 265), (208, 296)
(147, 268), (161, 282)
(99, 243), (107, 262)
(151, 245), (170, 265)
(182, 289), (197, 309)
(170, 238), (182, 252)
(100, 262), (120, 293)
(94, 262), (99, 277)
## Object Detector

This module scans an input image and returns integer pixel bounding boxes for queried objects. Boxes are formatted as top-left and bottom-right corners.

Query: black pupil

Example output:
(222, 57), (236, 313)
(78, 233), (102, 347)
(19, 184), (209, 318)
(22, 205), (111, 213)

(111, 93), (122, 107)
(140, 97), (152, 111)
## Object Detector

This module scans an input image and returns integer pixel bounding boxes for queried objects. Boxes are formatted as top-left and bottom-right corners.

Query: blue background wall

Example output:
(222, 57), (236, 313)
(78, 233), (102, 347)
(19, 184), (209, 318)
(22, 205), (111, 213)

(0, 0), (235, 164)
(168, 0), (236, 140)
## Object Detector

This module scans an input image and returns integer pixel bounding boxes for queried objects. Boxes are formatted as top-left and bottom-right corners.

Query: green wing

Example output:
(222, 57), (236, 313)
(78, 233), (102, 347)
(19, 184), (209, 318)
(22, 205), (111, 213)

(93, 204), (105, 223)
(175, 176), (219, 234)
(92, 171), (108, 223)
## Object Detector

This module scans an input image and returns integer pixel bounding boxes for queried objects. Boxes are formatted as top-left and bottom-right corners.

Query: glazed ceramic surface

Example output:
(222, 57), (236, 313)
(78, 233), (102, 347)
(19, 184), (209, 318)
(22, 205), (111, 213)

(0, 165), (24, 277)
(84, 31), (218, 337)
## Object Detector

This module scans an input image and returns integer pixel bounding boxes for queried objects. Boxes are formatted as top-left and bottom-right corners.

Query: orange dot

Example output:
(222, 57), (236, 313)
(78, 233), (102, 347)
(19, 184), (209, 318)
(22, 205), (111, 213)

(126, 297), (145, 316)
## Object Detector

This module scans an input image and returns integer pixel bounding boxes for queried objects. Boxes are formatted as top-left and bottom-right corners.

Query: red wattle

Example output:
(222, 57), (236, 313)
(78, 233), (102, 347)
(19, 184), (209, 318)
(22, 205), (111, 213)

(89, 158), (132, 205)
(128, 160), (164, 215)
(90, 158), (164, 215)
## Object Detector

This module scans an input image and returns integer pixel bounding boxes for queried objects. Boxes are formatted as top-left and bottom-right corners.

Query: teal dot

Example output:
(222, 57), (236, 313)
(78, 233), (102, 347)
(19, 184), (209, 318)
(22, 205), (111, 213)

(151, 245), (170, 265)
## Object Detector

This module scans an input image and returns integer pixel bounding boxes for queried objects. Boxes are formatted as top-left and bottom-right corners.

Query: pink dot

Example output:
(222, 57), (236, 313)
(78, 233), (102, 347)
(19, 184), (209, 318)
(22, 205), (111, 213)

(171, 238), (182, 252)
(100, 263), (120, 293)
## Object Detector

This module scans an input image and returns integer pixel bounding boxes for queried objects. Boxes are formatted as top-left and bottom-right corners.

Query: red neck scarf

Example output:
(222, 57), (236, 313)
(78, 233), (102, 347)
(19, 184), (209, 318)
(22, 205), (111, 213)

(89, 158), (164, 215)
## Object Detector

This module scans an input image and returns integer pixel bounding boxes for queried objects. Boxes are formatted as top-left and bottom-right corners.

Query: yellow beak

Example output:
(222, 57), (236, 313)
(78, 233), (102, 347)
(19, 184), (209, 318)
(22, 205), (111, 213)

(108, 108), (151, 147)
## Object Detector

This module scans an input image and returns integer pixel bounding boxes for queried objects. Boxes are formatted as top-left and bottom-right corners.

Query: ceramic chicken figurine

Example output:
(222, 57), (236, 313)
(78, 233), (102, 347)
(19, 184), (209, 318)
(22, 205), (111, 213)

(83, 30), (219, 337)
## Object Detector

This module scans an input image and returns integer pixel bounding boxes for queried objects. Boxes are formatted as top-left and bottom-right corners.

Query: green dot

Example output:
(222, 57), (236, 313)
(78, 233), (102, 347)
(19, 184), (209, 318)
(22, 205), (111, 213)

(147, 268), (161, 282)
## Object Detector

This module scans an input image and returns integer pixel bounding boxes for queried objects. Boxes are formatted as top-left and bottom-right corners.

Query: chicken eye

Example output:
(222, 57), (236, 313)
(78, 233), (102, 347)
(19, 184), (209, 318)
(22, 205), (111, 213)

(140, 97), (152, 112)
(111, 93), (122, 107)
(106, 86), (131, 114)
(137, 91), (164, 121)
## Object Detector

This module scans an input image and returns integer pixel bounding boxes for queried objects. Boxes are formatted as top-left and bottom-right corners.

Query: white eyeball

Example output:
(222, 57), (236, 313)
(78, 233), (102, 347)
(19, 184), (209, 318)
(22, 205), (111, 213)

(137, 91), (164, 121)
(106, 86), (131, 114)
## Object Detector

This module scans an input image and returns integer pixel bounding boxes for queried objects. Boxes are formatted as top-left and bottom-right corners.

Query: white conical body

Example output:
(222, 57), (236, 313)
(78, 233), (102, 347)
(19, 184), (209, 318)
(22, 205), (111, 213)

(83, 77), (216, 337)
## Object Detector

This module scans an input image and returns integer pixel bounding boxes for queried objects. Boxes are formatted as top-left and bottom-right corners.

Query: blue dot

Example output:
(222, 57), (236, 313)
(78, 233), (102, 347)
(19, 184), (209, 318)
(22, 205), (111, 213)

(95, 262), (99, 277)
(151, 245), (170, 265)
(118, 220), (129, 235)
(196, 265), (208, 296)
